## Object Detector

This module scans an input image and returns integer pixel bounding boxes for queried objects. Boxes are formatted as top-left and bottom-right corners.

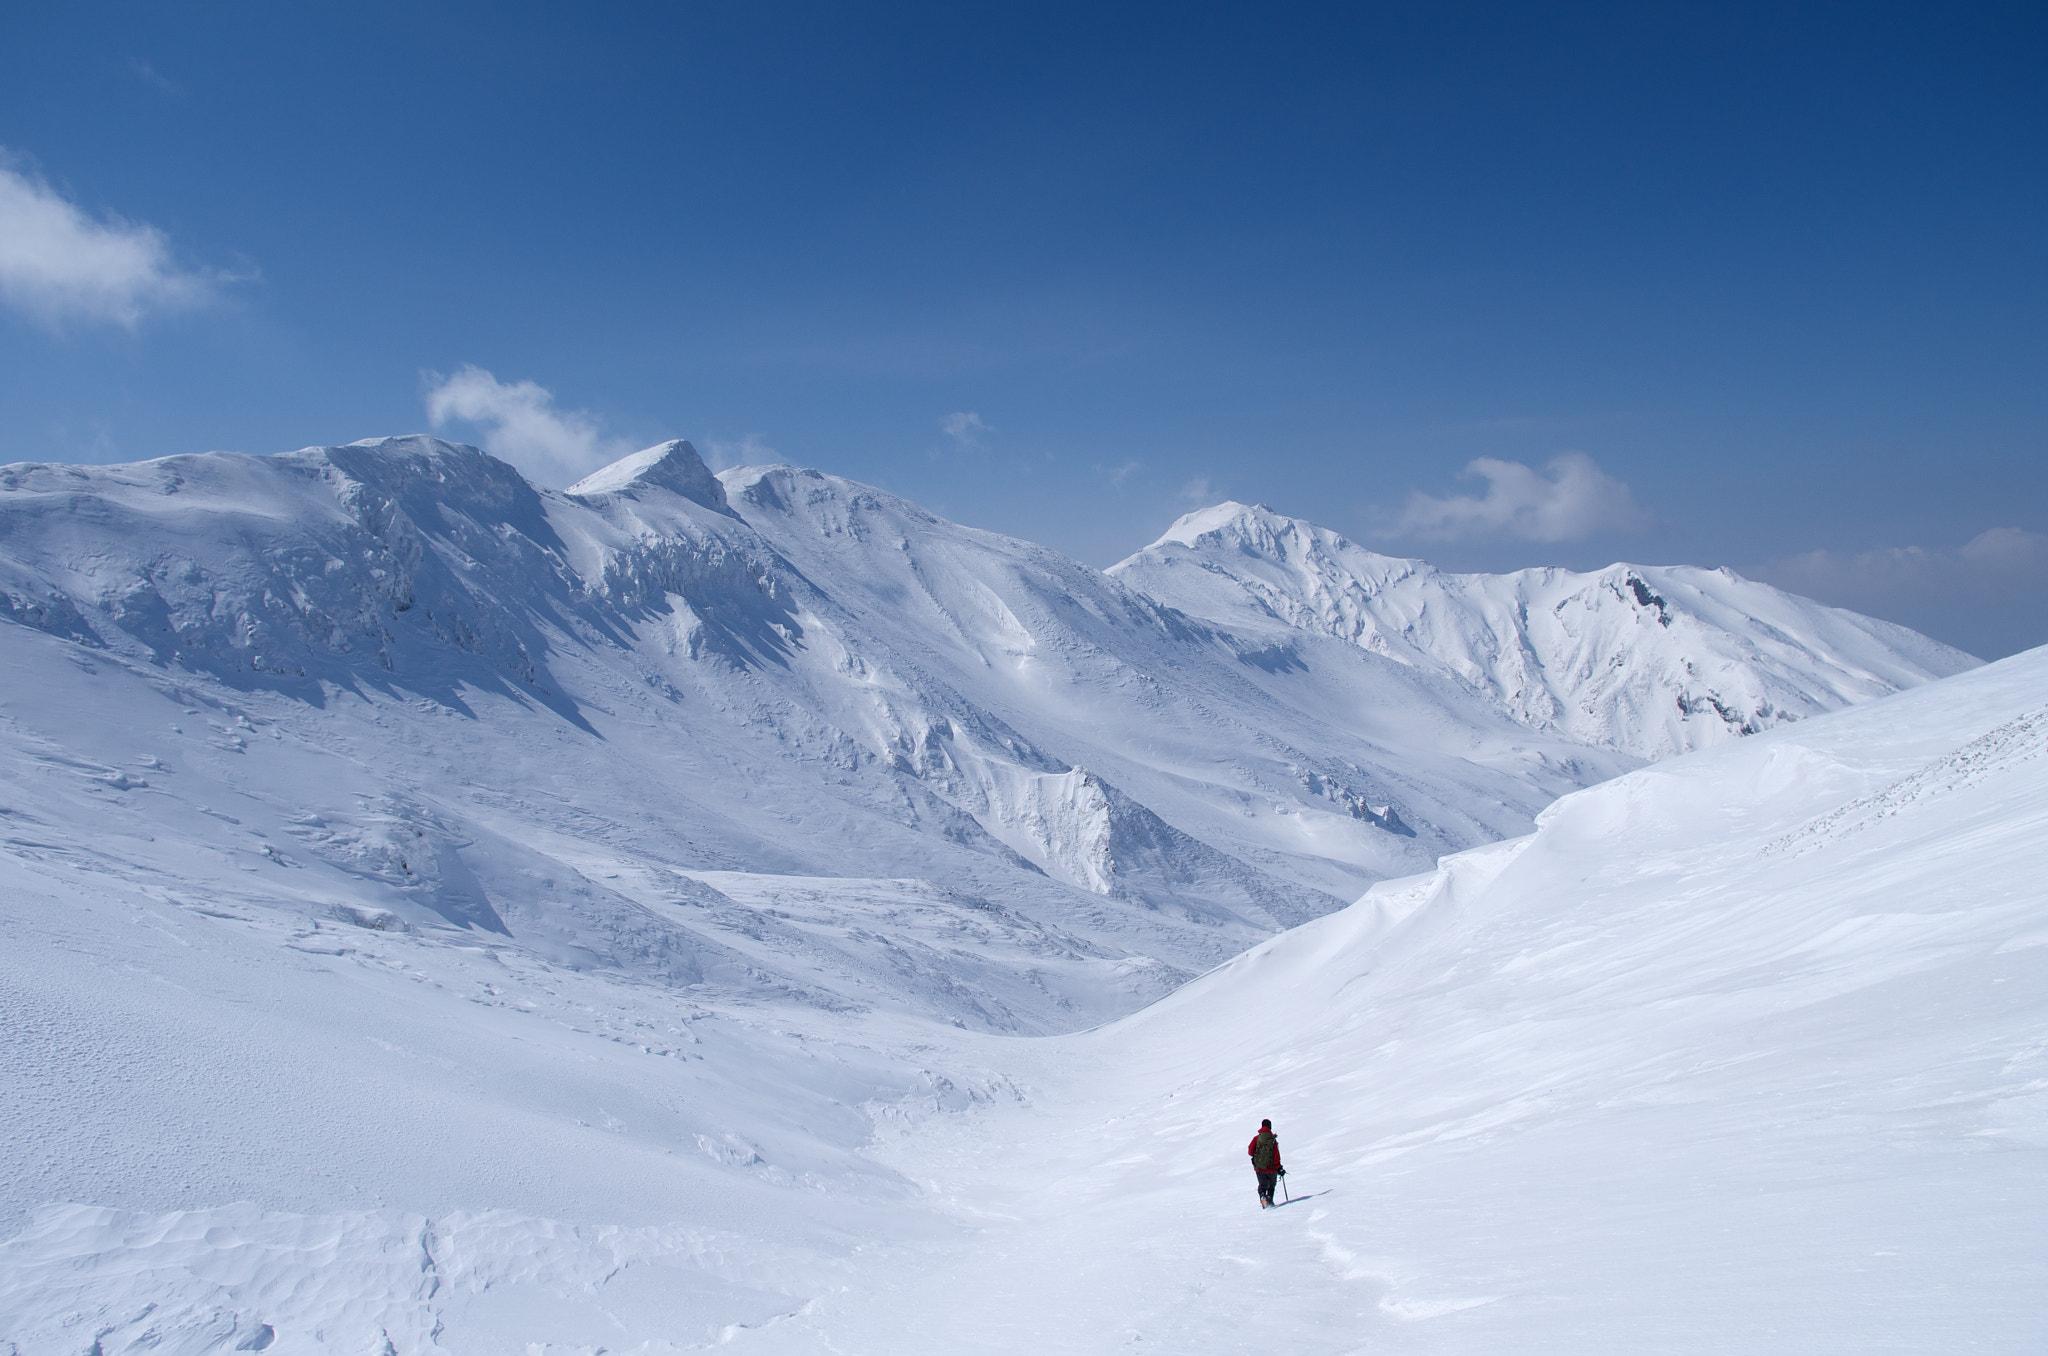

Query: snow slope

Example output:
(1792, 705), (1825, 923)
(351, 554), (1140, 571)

(3, 625), (2041, 1352)
(1112, 502), (1977, 758)
(794, 642), (2048, 1354)
(703, 642), (2046, 1354)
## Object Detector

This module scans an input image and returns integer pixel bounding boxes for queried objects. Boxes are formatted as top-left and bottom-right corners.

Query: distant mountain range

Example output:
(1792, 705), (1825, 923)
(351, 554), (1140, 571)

(1114, 500), (1967, 759)
(0, 436), (1974, 1012)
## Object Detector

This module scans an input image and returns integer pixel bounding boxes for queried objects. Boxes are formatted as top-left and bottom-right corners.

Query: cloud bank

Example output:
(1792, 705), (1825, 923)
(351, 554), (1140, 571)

(1754, 527), (2048, 660)
(1394, 452), (1651, 543)
(424, 366), (628, 487)
(0, 157), (220, 327)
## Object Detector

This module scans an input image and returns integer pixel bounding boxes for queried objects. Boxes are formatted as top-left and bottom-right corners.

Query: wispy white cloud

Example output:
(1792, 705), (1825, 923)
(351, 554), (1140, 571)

(1176, 474), (1215, 506)
(941, 411), (991, 448)
(127, 58), (182, 96)
(0, 154), (222, 327)
(423, 365), (629, 487)
(701, 433), (778, 472)
(1095, 459), (1141, 488)
(1392, 452), (1650, 543)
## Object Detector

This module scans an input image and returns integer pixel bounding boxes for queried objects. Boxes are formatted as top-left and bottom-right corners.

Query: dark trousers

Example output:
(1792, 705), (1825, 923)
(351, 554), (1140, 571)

(1256, 1171), (1278, 1202)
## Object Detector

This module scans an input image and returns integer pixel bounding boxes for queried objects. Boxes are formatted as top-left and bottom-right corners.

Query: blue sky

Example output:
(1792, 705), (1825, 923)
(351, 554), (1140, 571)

(2, 2), (2044, 656)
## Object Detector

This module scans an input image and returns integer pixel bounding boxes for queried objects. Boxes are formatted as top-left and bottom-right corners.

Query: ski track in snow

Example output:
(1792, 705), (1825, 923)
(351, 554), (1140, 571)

(0, 438), (2033, 1353)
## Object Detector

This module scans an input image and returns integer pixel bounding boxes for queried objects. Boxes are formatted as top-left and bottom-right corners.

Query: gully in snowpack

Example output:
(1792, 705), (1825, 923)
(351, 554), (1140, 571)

(1247, 1118), (1285, 1207)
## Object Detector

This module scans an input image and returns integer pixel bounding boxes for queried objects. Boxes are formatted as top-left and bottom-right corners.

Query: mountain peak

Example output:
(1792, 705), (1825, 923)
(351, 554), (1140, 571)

(1142, 501), (1402, 567)
(1151, 501), (1279, 549)
(566, 439), (730, 513)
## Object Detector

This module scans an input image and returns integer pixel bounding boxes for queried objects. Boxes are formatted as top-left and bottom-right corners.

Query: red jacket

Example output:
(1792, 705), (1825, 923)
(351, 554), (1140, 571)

(1247, 1129), (1282, 1173)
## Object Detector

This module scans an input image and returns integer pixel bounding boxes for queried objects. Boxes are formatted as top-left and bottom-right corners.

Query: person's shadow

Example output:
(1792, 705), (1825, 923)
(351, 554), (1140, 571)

(1271, 1190), (1331, 1208)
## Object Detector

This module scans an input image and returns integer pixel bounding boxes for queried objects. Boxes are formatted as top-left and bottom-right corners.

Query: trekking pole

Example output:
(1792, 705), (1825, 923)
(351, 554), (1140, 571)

(1281, 1173), (1290, 1204)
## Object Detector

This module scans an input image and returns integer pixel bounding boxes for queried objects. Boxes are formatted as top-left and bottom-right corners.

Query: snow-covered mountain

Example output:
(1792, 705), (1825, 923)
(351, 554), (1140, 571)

(0, 435), (2025, 1351)
(0, 439), (1973, 1014)
(4, 499), (2041, 1351)
(1112, 501), (1975, 758)
(0, 438), (1616, 1003)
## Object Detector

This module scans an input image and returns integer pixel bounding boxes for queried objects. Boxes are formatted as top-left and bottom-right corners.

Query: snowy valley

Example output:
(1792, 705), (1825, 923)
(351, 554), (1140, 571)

(0, 437), (2033, 1353)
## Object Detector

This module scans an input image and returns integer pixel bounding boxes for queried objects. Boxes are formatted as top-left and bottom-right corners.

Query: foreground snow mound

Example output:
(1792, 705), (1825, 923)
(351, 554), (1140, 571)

(1113, 501), (1978, 758)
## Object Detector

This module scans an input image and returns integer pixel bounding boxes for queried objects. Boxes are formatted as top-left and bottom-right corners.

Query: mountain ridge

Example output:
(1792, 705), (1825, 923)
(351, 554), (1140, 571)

(1112, 499), (1976, 759)
(0, 436), (1968, 1004)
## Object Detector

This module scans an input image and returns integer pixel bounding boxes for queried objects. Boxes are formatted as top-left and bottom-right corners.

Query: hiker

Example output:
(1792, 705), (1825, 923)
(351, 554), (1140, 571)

(1247, 1117), (1285, 1207)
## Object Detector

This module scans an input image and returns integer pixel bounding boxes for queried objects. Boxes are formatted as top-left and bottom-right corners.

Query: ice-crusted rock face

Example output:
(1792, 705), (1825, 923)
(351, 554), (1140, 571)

(1111, 502), (1980, 760)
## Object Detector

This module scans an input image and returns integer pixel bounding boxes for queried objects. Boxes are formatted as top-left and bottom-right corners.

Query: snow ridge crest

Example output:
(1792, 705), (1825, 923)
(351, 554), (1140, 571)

(567, 439), (731, 513)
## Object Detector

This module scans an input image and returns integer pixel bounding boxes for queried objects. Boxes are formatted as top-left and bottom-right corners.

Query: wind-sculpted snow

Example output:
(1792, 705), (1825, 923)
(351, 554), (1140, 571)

(1763, 700), (2048, 857)
(0, 1203), (867, 1355)
(1113, 501), (1978, 758)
